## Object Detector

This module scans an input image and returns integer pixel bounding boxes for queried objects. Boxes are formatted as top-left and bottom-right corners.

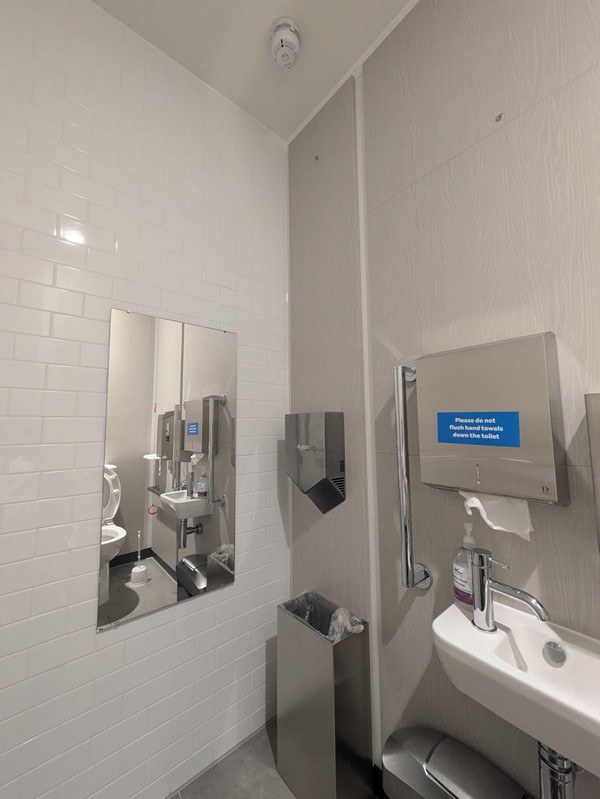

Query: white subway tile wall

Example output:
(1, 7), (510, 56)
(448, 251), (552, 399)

(0, 1), (289, 797)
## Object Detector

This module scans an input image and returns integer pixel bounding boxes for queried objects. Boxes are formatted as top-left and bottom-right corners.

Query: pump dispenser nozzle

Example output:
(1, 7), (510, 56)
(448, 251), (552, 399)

(462, 521), (476, 549)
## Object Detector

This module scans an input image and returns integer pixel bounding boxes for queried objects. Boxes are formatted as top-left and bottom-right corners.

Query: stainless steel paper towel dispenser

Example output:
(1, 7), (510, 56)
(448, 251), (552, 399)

(285, 412), (346, 513)
(416, 332), (569, 505)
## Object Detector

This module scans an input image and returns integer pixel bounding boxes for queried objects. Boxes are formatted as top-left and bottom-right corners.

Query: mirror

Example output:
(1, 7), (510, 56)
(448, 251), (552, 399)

(97, 310), (236, 630)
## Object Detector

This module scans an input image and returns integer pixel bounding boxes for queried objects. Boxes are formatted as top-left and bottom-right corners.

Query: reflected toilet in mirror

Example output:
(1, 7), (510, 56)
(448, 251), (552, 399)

(99, 464), (127, 605)
(97, 310), (237, 631)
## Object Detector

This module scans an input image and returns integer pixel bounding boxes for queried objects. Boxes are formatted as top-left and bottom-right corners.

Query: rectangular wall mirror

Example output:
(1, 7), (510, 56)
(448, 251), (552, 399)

(97, 309), (237, 630)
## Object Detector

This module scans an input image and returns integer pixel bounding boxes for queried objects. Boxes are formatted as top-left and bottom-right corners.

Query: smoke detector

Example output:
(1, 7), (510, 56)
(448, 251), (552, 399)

(270, 18), (300, 69)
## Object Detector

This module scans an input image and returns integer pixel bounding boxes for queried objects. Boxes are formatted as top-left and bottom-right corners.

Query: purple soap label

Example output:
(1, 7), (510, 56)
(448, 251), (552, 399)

(453, 587), (473, 605)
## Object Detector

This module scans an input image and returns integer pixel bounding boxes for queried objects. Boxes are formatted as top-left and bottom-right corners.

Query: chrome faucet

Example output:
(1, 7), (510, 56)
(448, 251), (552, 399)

(184, 470), (194, 498)
(471, 548), (550, 632)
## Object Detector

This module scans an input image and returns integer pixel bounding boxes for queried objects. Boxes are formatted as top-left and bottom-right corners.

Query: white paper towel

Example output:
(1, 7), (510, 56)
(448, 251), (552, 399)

(459, 491), (533, 540)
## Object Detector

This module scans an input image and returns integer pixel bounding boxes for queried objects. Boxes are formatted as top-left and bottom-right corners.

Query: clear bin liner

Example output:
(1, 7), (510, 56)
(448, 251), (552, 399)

(282, 590), (364, 644)
(210, 544), (234, 571)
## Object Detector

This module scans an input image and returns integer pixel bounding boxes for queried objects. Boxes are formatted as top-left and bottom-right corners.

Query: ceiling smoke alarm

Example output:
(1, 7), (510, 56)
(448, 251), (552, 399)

(270, 18), (300, 69)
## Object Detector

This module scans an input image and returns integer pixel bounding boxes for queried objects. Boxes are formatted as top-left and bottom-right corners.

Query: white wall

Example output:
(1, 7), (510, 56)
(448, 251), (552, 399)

(0, 1), (289, 797)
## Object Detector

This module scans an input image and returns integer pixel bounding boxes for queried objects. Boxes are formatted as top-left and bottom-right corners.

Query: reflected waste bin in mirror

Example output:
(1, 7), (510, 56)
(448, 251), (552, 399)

(277, 591), (372, 799)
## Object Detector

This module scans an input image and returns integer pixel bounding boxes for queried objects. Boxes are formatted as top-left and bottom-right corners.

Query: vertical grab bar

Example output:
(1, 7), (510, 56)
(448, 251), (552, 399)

(205, 394), (227, 508)
(393, 365), (432, 590)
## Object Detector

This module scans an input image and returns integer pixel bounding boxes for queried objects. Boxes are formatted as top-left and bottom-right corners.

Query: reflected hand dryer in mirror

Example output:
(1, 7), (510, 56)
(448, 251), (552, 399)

(285, 412), (346, 513)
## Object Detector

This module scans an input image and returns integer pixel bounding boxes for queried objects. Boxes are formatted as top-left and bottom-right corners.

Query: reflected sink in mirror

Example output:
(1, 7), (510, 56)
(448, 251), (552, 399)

(160, 490), (213, 520)
(433, 602), (600, 778)
(97, 310), (237, 632)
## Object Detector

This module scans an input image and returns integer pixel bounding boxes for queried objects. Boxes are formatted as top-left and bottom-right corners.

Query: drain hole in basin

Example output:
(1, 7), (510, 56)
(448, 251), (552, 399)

(543, 641), (567, 668)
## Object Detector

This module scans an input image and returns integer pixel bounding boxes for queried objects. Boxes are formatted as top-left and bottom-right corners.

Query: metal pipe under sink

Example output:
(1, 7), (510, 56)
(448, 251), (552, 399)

(539, 743), (577, 799)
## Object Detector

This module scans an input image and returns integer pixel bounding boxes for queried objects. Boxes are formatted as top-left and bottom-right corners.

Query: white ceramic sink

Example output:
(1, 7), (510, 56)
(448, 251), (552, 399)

(433, 602), (600, 777)
(160, 490), (211, 520)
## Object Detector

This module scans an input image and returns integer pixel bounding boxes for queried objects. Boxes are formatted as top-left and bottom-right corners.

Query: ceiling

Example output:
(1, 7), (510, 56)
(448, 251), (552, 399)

(92, 0), (416, 141)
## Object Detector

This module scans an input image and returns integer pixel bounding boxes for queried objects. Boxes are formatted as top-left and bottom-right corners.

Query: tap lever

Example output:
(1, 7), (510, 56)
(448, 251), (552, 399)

(471, 547), (549, 632)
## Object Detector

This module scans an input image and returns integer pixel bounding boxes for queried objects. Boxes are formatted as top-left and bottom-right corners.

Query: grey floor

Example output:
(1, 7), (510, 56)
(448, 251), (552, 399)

(177, 723), (295, 799)
(97, 556), (177, 628)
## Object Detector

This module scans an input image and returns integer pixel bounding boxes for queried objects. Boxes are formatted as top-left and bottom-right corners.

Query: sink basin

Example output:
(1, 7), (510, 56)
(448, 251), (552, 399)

(433, 602), (600, 776)
(160, 490), (211, 520)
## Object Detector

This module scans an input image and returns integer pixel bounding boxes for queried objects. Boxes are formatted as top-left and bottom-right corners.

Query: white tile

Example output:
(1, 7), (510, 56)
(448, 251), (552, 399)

(0, 275), (17, 304)
(0, 165), (25, 200)
(42, 417), (105, 444)
(0, 117), (28, 151)
(76, 392), (106, 417)
(0, 551), (70, 595)
(29, 130), (90, 175)
(0, 531), (36, 566)
(86, 249), (138, 281)
(57, 216), (116, 254)
(61, 168), (116, 209)
(0, 473), (40, 503)
(51, 314), (108, 344)
(32, 83), (93, 131)
(0, 589), (32, 626)
(89, 159), (140, 195)
(71, 492), (102, 523)
(4, 443), (75, 474)
(84, 294), (135, 321)
(89, 203), (140, 239)
(116, 234), (162, 267)
(117, 191), (163, 225)
(46, 364), (106, 392)
(39, 468), (100, 500)
(0, 220), (22, 253)
(22, 229), (86, 268)
(113, 278), (160, 308)
(9, 388), (78, 417)
(26, 179), (88, 221)
(0, 416), (42, 445)
(0, 140), (59, 187)
(0, 302), (50, 336)
(19, 283), (84, 316)
(79, 342), (108, 369)
(64, 124), (119, 168)
(0, 250), (54, 285)
(55, 264), (112, 298)
(0, 192), (58, 235)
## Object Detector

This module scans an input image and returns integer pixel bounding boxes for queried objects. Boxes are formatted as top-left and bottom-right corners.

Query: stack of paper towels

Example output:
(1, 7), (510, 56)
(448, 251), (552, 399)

(459, 491), (533, 541)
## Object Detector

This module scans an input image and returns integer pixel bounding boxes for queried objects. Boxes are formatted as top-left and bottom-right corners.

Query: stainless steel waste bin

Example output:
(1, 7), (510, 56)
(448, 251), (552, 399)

(276, 592), (372, 799)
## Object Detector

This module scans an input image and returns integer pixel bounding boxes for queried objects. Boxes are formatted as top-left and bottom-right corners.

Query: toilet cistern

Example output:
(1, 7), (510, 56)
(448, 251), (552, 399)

(471, 547), (549, 633)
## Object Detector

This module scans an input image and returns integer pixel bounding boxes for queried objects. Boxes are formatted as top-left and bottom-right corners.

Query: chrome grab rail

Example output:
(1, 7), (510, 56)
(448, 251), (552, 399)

(206, 394), (226, 508)
(393, 365), (432, 590)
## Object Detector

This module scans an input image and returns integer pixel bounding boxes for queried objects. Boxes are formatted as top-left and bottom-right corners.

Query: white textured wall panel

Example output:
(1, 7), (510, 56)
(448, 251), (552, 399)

(364, 0), (600, 795)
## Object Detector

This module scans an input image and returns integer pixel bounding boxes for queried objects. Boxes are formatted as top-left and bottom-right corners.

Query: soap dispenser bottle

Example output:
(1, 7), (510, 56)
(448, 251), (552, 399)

(453, 522), (476, 607)
(196, 469), (208, 499)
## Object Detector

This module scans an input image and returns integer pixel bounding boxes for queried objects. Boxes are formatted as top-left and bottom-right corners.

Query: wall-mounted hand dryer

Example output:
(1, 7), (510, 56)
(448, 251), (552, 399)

(285, 412), (346, 513)
(415, 332), (569, 505)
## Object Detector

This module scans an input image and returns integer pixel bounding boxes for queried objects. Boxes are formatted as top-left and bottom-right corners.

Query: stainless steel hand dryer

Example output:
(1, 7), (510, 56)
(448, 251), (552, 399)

(285, 412), (346, 513)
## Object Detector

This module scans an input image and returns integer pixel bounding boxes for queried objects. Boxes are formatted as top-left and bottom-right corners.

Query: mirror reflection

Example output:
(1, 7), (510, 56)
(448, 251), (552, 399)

(97, 310), (237, 630)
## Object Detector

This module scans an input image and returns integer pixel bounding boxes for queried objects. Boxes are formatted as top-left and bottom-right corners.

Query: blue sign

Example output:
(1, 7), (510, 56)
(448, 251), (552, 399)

(187, 422), (199, 436)
(437, 412), (520, 448)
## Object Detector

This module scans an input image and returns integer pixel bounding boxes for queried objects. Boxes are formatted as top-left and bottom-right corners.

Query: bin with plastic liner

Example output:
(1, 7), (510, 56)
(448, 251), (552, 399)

(276, 591), (371, 799)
